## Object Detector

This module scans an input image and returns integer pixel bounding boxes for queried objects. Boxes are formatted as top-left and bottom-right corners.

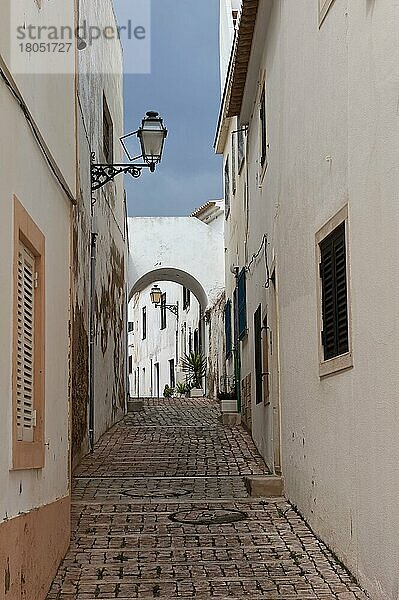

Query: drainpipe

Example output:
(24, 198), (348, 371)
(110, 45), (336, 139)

(89, 231), (97, 453)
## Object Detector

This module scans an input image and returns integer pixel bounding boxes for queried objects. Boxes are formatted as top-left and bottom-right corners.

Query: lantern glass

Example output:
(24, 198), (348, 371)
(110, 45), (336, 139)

(138, 111), (167, 165)
(150, 285), (162, 306)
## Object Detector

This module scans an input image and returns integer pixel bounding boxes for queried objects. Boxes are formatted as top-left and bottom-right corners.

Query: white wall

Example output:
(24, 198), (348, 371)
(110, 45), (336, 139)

(218, 1), (399, 598)
(129, 282), (201, 397)
(0, 0), (74, 522)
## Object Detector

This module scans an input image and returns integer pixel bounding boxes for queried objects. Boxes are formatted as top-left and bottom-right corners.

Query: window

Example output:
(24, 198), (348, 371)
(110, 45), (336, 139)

(103, 93), (113, 164)
(142, 307), (147, 340)
(260, 86), (267, 168)
(224, 157), (230, 217)
(225, 299), (232, 358)
(194, 329), (200, 355)
(128, 356), (133, 374)
(169, 359), (175, 388)
(237, 268), (247, 340)
(316, 206), (352, 377)
(160, 293), (167, 330)
(232, 134), (237, 195)
(128, 321), (134, 333)
(238, 124), (246, 173)
(254, 306), (263, 405)
(13, 198), (45, 470)
(183, 286), (191, 310)
(319, 0), (336, 25)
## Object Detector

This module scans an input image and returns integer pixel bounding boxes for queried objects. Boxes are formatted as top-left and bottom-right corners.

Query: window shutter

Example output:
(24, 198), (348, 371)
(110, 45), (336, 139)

(320, 222), (349, 360)
(225, 300), (232, 357)
(237, 268), (247, 340)
(16, 242), (36, 442)
(254, 306), (263, 404)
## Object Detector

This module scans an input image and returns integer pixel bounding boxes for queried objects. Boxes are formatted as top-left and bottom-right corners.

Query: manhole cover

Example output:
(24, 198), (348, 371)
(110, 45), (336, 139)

(122, 488), (191, 499)
(168, 508), (248, 525)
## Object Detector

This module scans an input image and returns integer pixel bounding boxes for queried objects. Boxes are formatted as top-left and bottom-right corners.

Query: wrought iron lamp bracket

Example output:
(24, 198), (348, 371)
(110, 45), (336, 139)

(91, 153), (155, 191)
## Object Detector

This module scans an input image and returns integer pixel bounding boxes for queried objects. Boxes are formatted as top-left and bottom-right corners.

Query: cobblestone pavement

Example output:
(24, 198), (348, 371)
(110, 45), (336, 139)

(47, 398), (368, 599)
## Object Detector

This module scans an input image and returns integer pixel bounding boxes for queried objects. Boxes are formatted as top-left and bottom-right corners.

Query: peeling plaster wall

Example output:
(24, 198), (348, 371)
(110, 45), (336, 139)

(219, 0), (399, 597)
(72, 0), (127, 465)
(205, 292), (227, 399)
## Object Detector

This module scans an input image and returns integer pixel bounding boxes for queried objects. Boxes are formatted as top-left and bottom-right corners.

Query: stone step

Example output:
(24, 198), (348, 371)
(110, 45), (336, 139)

(244, 475), (284, 498)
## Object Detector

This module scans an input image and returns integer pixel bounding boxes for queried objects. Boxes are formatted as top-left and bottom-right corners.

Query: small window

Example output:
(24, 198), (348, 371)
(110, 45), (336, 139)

(254, 305), (263, 405)
(128, 321), (134, 333)
(319, 0), (336, 25)
(160, 293), (167, 330)
(224, 157), (230, 217)
(316, 206), (352, 377)
(128, 356), (133, 374)
(232, 134), (237, 195)
(225, 299), (232, 358)
(188, 328), (193, 353)
(103, 94), (114, 164)
(320, 222), (349, 360)
(237, 268), (247, 340)
(237, 124), (246, 173)
(142, 307), (147, 340)
(13, 198), (45, 470)
(260, 86), (267, 168)
(194, 329), (200, 354)
(183, 287), (191, 310)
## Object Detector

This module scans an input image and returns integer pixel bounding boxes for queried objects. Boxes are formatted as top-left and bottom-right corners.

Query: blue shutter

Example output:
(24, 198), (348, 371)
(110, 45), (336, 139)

(225, 300), (232, 357)
(237, 268), (247, 340)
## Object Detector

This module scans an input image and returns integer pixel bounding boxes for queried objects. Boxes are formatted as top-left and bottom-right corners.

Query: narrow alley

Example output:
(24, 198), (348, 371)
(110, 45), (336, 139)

(47, 399), (367, 600)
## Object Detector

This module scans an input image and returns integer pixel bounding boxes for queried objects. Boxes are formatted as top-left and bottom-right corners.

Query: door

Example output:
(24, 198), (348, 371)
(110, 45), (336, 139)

(154, 363), (160, 398)
(269, 269), (281, 474)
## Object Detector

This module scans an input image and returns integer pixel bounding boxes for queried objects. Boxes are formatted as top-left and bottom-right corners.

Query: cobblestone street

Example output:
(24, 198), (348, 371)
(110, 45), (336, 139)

(47, 399), (368, 599)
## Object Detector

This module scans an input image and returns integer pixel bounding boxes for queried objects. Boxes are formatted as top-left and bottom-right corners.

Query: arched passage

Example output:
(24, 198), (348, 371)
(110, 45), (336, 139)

(129, 268), (208, 310)
(128, 216), (225, 311)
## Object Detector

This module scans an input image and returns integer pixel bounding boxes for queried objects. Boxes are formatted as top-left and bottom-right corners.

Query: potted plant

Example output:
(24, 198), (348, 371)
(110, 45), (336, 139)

(176, 382), (189, 398)
(163, 385), (174, 398)
(180, 352), (207, 398)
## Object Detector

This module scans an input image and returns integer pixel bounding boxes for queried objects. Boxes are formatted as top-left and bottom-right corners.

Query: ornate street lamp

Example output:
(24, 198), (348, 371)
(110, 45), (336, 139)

(91, 111), (168, 191)
(150, 285), (179, 317)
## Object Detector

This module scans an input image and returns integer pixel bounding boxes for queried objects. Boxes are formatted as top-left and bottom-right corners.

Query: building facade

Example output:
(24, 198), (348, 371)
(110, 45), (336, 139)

(129, 282), (201, 397)
(0, 1), (75, 597)
(128, 202), (226, 399)
(72, 0), (128, 465)
(217, 1), (399, 598)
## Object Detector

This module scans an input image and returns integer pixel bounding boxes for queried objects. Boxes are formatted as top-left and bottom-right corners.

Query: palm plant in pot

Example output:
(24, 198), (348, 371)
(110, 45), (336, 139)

(180, 352), (207, 397)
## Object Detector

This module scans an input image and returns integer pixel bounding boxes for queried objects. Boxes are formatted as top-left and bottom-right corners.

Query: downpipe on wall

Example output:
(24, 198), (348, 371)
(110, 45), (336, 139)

(89, 231), (97, 453)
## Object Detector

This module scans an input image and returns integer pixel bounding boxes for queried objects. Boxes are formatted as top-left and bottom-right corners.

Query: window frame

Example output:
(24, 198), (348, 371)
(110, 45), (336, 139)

(316, 205), (353, 377)
(224, 156), (230, 218)
(12, 197), (45, 470)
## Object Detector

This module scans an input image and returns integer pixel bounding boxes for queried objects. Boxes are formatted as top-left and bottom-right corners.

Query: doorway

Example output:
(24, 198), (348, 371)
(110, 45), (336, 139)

(269, 269), (281, 474)
(154, 363), (160, 399)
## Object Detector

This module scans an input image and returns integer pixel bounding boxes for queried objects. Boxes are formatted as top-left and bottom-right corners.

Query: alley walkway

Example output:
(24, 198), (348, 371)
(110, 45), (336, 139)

(47, 399), (367, 599)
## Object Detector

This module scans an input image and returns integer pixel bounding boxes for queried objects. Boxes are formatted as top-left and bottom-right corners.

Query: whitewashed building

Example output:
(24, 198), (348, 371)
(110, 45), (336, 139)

(128, 282), (202, 397)
(128, 202), (226, 398)
(217, 1), (399, 599)
(0, 1), (75, 597)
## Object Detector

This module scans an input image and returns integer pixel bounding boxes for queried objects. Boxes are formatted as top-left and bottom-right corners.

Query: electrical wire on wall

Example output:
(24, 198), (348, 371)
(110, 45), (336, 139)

(246, 233), (270, 289)
(0, 60), (76, 205)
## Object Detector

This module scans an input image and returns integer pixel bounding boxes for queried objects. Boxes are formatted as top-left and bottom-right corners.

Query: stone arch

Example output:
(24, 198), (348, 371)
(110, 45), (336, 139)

(129, 268), (208, 310)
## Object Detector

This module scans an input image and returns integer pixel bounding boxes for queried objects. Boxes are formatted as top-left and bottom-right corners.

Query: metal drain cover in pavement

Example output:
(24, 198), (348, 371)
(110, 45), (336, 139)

(169, 508), (248, 525)
(122, 488), (191, 499)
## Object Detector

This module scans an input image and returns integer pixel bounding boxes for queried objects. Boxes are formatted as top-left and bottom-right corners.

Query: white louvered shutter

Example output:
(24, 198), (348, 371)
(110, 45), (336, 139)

(16, 242), (36, 442)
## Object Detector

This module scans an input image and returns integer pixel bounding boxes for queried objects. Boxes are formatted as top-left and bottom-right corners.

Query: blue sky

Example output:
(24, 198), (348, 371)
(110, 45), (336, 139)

(121, 0), (222, 216)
